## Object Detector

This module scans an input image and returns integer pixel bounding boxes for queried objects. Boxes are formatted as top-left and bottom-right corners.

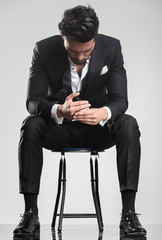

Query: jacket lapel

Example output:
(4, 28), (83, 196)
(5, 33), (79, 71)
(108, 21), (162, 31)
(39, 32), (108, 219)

(81, 40), (107, 98)
(54, 47), (69, 81)
(52, 42), (72, 102)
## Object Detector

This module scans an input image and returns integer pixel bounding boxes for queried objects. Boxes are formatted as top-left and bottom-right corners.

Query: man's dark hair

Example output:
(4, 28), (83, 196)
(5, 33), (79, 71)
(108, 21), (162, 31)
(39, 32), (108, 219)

(58, 5), (99, 42)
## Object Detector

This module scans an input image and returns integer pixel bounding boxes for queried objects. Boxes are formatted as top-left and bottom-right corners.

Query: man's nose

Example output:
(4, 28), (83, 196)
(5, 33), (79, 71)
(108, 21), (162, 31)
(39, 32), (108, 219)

(75, 53), (85, 60)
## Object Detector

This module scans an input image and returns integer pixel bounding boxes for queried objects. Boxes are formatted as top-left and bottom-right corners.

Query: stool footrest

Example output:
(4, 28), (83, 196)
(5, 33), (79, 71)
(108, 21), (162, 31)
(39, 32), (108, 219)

(57, 213), (97, 218)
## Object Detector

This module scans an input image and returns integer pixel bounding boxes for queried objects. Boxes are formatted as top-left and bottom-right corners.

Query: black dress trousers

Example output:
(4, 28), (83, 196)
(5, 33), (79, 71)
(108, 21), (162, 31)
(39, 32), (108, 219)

(18, 114), (141, 194)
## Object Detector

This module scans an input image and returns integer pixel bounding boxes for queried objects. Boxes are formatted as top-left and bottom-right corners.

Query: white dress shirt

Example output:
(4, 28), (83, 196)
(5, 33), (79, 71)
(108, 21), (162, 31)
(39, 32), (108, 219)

(51, 57), (111, 126)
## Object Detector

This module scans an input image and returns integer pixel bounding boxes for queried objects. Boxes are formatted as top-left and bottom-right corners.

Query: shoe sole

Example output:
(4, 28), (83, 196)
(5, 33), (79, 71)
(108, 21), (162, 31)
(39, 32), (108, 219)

(120, 229), (146, 239)
(14, 237), (39, 240)
(13, 229), (40, 239)
(120, 237), (147, 240)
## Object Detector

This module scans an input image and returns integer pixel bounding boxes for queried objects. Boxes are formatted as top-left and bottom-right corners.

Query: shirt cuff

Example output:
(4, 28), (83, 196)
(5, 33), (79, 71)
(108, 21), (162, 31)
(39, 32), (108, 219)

(51, 104), (64, 124)
(99, 106), (112, 127)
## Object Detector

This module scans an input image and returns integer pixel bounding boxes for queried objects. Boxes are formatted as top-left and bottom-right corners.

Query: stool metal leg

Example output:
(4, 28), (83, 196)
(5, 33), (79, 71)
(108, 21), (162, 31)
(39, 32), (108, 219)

(51, 156), (63, 228)
(95, 156), (104, 229)
(58, 154), (66, 232)
(90, 153), (104, 231)
(51, 152), (66, 232)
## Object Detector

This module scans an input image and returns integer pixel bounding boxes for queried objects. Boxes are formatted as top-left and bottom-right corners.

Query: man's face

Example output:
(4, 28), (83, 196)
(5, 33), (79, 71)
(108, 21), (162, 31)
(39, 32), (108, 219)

(63, 37), (95, 65)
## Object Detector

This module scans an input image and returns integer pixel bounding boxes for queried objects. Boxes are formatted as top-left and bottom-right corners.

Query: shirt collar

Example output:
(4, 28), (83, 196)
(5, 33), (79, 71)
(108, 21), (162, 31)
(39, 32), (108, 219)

(68, 56), (91, 71)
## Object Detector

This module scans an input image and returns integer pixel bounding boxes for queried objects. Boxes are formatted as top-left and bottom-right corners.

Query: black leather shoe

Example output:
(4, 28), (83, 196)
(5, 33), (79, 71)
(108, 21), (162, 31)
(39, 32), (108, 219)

(120, 210), (147, 238)
(13, 209), (40, 238)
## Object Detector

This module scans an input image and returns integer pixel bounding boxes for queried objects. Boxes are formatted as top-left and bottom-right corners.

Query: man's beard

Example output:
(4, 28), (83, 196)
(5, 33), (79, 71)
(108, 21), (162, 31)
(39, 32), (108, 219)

(70, 58), (87, 65)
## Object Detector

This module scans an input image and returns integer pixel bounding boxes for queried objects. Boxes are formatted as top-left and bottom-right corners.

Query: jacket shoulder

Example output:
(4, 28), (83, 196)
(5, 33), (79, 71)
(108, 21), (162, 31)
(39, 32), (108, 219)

(35, 35), (64, 53)
(96, 34), (120, 48)
(37, 35), (62, 45)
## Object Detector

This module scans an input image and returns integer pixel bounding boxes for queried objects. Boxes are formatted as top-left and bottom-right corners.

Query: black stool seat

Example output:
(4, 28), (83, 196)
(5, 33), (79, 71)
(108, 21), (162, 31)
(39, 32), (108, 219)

(51, 148), (104, 232)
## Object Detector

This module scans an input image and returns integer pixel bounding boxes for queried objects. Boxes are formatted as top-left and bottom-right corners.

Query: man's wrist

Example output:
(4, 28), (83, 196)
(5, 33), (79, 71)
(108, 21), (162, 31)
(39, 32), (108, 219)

(99, 107), (112, 127)
(57, 105), (63, 118)
(100, 107), (108, 121)
(51, 104), (64, 124)
(103, 106), (111, 120)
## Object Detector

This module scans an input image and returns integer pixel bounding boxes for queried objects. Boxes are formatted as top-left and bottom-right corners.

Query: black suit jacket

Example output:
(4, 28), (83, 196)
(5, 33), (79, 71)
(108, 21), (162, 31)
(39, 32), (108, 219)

(26, 34), (128, 124)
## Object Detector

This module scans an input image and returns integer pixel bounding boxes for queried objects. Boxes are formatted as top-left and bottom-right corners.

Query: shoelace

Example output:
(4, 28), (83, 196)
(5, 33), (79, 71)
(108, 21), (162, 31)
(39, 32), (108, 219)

(121, 212), (142, 226)
(20, 209), (33, 224)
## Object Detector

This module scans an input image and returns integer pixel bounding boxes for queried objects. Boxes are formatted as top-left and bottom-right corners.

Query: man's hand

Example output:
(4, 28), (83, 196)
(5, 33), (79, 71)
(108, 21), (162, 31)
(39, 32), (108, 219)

(57, 92), (91, 120)
(73, 107), (108, 125)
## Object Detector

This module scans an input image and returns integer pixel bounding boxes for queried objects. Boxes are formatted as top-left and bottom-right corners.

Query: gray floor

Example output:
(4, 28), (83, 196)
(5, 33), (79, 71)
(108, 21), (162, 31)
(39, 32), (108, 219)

(0, 225), (161, 240)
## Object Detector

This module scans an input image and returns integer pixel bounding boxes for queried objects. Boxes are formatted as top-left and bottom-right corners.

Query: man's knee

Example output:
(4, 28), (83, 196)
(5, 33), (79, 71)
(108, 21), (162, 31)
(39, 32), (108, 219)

(113, 114), (140, 138)
(20, 115), (46, 138)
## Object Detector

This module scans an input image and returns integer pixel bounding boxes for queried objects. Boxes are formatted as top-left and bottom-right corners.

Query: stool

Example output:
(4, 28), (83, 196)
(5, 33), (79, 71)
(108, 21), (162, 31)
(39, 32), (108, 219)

(51, 148), (104, 232)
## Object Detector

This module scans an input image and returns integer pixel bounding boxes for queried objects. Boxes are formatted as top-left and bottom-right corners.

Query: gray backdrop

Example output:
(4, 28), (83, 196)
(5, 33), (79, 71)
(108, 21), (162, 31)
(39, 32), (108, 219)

(0, 0), (162, 225)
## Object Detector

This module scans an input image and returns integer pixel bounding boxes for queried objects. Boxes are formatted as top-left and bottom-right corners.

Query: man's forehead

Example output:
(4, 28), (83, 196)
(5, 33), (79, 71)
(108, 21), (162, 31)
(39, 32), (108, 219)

(69, 45), (94, 54)
(64, 37), (95, 53)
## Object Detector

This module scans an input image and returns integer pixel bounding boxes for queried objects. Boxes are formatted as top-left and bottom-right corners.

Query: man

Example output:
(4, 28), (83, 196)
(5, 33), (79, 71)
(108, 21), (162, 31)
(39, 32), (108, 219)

(13, 5), (147, 238)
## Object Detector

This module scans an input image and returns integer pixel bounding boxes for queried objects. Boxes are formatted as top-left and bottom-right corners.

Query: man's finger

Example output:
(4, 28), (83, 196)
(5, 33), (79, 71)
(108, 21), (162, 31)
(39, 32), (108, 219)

(66, 92), (80, 101)
(70, 105), (90, 115)
(74, 108), (95, 116)
(72, 100), (90, 107)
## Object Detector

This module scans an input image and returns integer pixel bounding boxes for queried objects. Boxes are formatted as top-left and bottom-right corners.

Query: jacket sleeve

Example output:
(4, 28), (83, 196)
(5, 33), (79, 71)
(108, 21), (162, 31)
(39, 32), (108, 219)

(106, 40), (128, 123)
(26, 43), (54, 121)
